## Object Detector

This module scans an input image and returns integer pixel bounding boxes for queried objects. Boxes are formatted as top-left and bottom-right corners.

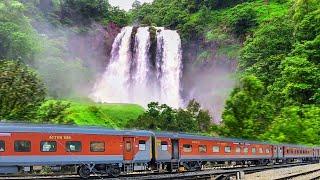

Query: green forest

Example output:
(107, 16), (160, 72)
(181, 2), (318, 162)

(0, 0), (319, 145)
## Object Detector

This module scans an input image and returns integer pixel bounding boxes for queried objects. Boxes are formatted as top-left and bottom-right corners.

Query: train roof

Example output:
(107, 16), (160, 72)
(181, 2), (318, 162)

(0, 123), (317, 148)
(155, 132), (271, 145)
(154, 132), (317, 148)
(0, 123), (153, 136)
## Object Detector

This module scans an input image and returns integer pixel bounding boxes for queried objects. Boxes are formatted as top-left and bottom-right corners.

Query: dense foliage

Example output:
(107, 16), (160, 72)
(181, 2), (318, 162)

(0, 0), (136, 125)
(128, 100), (212, 133)
(220, 0), (320, 145)
(0, 60), (46, 120)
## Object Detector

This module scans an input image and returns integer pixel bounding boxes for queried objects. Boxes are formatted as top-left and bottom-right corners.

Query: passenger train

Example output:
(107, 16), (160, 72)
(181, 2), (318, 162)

(0, 123), (319, 178)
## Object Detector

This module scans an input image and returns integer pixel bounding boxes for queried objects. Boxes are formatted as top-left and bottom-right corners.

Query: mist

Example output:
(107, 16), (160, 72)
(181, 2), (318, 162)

(181, 42), (237, 123)
(32, 18), (120, 99)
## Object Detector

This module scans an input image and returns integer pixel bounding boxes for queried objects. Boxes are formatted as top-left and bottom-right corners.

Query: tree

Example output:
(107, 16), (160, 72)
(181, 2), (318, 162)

(228, 6), (257, 38)
(132, 0), (142, 9)
(261, 105), (320, 145)
(128, 100), (212, 133)
(0, 1), (39, 63)
(0, 60), (46, 120)
(220, 75), (274, 139)
(36, 100), (71, 124)
(267, 56), (320, 107)
(187, 99), (212, 132)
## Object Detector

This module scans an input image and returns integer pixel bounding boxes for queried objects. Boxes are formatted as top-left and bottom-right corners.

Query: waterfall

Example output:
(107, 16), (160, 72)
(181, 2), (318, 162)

(131, 27), (154, 104)
(91, 26), (182, 108)
(157, 30), (182, 108)
(91, 27), (133, 103)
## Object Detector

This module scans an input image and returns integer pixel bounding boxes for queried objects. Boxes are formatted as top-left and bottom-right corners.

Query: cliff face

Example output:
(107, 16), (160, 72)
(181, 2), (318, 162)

(67, 22), (121, 74)
(181, 36), (238, 122)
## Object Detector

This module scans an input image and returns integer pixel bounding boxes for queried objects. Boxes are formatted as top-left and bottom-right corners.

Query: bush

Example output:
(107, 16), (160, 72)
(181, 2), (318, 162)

(36, 100), (71, 124)
(0, 60), (46, 121)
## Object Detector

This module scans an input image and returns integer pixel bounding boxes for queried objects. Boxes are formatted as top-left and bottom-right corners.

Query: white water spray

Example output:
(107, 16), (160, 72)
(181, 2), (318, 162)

(91, 26), (182, 108)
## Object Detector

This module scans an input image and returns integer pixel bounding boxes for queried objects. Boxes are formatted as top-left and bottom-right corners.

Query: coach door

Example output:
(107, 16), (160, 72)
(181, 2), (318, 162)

(277, 146), (284, 159)
(123, 137), (134, 161)
(171, 139), (179, 160)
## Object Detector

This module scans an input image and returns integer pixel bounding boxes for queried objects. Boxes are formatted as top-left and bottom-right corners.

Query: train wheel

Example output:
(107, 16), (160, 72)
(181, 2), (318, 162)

(78, 165), (91, 179)
(109, 167), (121, 177)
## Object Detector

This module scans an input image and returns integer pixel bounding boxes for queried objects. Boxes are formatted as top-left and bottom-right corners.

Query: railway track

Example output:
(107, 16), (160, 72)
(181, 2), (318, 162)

(274, 168), (320, 180)
(1, 162), (317, 180)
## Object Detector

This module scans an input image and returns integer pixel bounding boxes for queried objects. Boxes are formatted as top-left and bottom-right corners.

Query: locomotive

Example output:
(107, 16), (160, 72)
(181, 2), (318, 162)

(0, 123), (319, 178)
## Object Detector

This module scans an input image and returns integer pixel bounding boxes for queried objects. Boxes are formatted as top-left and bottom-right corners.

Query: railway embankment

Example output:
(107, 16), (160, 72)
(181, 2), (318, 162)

(245, 163), (320, 180)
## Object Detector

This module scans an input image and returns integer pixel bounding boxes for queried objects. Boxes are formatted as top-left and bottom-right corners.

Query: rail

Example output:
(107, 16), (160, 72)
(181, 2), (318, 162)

(0, 162), (317, 180)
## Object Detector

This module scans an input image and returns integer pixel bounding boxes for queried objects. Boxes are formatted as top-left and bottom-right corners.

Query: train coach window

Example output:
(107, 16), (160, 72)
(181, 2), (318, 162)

(40, 141), (57, 152)
(139, 140), (146, 151)
(224, 146), (231, 153)
(252, 148), (256, 154)
(14, 141), (31, 152)
(125, 141), (132, 152)
(199, 145), (207, 153)
(236, 147), (241, 153)
(259, 148), (263, 154)
(66, 141), (81, 152)
(183, 144), (192, 152)
(0, 141), (5, 152)
(244, 147), (249, 154)
(266, 148), (270, 154)
(90, 142), (105, 152)
(212, 146), (220, 153)
(161, 141), (168, 151)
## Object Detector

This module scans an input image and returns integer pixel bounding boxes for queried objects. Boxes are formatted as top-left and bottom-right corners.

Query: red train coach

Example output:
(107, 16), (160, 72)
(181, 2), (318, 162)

(154, 132), (274, 171)
(0, 123), (319, 178)
(0, 123), (153, 178)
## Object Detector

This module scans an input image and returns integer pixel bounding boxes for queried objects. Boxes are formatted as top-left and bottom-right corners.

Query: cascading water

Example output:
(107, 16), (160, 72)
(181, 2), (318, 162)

(131, 27), (153, 105)
(91, 26), (182, 108)
(91, 27), (133, 103)
(157, 30), (182, 108)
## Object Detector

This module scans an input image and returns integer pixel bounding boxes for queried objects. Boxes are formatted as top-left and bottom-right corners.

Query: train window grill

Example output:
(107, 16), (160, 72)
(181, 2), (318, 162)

(139, 140), (146, 151)
(90, 142), (105, 152)
(0, 141), (5, 152)
(161, 141), (168, 151)
(224, 146), (231, 153)
(14, 140), (31, 152)
(266, 148), (270, 153)
(40, 141), (57, 152)
(199, 145), (207, 153)
(66, 141), (82, 152)
(259, 148), (263, 154)
(125, 141), (132, 152)
(183, 144), (192, 152)
(212, 146), (220, 153)
(252, 147), (256, 154)
(244, 147), (249, 154)
(236, 147), (241, 153)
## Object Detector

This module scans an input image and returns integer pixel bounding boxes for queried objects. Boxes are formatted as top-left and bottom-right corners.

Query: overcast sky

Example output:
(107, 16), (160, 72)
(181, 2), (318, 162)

(109, 0), (153, 11)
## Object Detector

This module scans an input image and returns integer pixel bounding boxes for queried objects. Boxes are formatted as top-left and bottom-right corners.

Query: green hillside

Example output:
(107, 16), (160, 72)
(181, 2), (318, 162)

(36, 100), (145, 128)
(68, 101), (145, 128)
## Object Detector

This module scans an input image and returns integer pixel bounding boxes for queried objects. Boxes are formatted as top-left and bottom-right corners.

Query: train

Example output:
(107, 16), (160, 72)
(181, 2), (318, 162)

(0, 123), (319, 178)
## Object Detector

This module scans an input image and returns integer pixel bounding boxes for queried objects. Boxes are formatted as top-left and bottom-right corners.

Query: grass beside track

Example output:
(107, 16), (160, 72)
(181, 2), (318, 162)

(49, 100), (145, 128)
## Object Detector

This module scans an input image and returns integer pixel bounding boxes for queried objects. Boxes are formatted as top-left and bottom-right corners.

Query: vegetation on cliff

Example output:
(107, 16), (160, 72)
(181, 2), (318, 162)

(129, 0), (320, 145)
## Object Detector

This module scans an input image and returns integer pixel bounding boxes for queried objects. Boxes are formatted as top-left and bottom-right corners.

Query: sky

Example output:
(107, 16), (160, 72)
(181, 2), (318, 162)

(109, 0), (153, 11)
